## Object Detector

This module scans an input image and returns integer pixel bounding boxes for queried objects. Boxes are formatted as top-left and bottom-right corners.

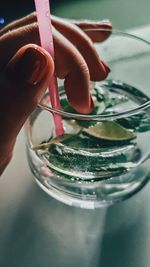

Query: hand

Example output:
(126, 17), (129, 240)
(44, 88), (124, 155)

(0, 13), (111, 174)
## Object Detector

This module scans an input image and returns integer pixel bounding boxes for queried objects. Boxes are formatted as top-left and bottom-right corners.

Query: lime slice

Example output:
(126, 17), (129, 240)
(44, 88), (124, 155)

(83, 121), (136, 141)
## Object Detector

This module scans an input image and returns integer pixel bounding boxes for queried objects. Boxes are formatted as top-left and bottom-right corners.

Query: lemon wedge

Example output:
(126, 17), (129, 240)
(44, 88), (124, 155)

(83, 121), (136, 141)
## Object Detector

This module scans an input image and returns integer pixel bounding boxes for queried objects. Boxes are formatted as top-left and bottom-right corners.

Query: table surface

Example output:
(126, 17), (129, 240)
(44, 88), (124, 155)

(0, 26), (150, 267)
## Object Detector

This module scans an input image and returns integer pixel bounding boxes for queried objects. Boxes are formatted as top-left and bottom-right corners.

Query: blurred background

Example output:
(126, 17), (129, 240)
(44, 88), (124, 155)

(0, 0), (150, 30)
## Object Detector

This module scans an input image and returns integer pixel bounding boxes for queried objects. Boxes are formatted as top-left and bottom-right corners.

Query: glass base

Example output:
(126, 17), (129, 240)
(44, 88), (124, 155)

(27, 147), (150, 209)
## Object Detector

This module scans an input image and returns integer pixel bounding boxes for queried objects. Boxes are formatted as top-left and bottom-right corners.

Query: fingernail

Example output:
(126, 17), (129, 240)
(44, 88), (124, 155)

(101, 60), (111, 73)
(90, 96), (95, 110)
(18, 47), (48, 85)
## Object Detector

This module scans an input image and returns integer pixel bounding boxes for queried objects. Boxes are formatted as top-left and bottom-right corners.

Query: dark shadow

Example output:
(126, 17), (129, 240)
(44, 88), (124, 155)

(0, 0), (75, 23)
(98, 185), (150, 267)
(0, 1), (34, 23)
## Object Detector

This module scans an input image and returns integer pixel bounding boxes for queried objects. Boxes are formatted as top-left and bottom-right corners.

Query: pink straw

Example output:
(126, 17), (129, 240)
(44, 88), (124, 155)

(34, 0), (64, 136)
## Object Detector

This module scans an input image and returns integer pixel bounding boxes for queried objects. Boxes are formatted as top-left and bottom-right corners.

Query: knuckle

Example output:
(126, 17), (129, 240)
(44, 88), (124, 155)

(76, 62), (89, 77)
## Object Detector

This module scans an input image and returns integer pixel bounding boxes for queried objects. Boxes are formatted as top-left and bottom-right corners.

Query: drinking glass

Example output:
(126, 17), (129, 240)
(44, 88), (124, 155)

(25, 29), (150, 209)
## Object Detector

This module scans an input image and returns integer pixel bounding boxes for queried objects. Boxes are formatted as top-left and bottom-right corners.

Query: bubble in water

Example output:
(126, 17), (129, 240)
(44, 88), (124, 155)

(45, 11), (50, 18)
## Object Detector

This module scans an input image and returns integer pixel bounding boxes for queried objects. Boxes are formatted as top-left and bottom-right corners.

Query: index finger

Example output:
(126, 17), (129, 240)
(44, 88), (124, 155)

(0, 13), (112, 43)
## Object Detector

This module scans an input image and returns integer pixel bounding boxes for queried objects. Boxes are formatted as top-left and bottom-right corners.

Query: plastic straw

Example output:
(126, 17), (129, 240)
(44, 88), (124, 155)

(34, 0), (64, 136)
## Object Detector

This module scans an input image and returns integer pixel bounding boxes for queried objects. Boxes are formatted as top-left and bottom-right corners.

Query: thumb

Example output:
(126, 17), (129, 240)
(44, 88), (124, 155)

(0, 44), (54, 172)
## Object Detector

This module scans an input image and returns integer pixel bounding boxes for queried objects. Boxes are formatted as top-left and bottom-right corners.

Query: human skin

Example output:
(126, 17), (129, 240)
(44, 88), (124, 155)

(0, 13), (111, 174)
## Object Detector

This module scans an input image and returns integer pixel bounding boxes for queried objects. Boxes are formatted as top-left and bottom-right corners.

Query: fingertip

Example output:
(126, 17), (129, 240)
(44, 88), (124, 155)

(101, 60), (111, 75)
(82, 22), (112, 43)
(69, 95), (95, 114)
(91, 59), (110, 81)
(4, 44), (54, 88)
(18, 44), (55, 82)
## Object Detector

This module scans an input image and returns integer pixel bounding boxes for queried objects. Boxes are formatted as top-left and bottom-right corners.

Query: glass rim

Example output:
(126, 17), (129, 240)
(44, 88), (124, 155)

(38, 29), (150, 121)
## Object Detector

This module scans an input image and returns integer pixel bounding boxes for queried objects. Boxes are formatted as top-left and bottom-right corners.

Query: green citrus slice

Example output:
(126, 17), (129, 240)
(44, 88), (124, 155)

(83, 121), (136, 141)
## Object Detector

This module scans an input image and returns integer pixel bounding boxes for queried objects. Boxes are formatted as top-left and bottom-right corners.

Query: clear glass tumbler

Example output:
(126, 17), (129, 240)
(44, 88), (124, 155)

(25, 29), (150, 208)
